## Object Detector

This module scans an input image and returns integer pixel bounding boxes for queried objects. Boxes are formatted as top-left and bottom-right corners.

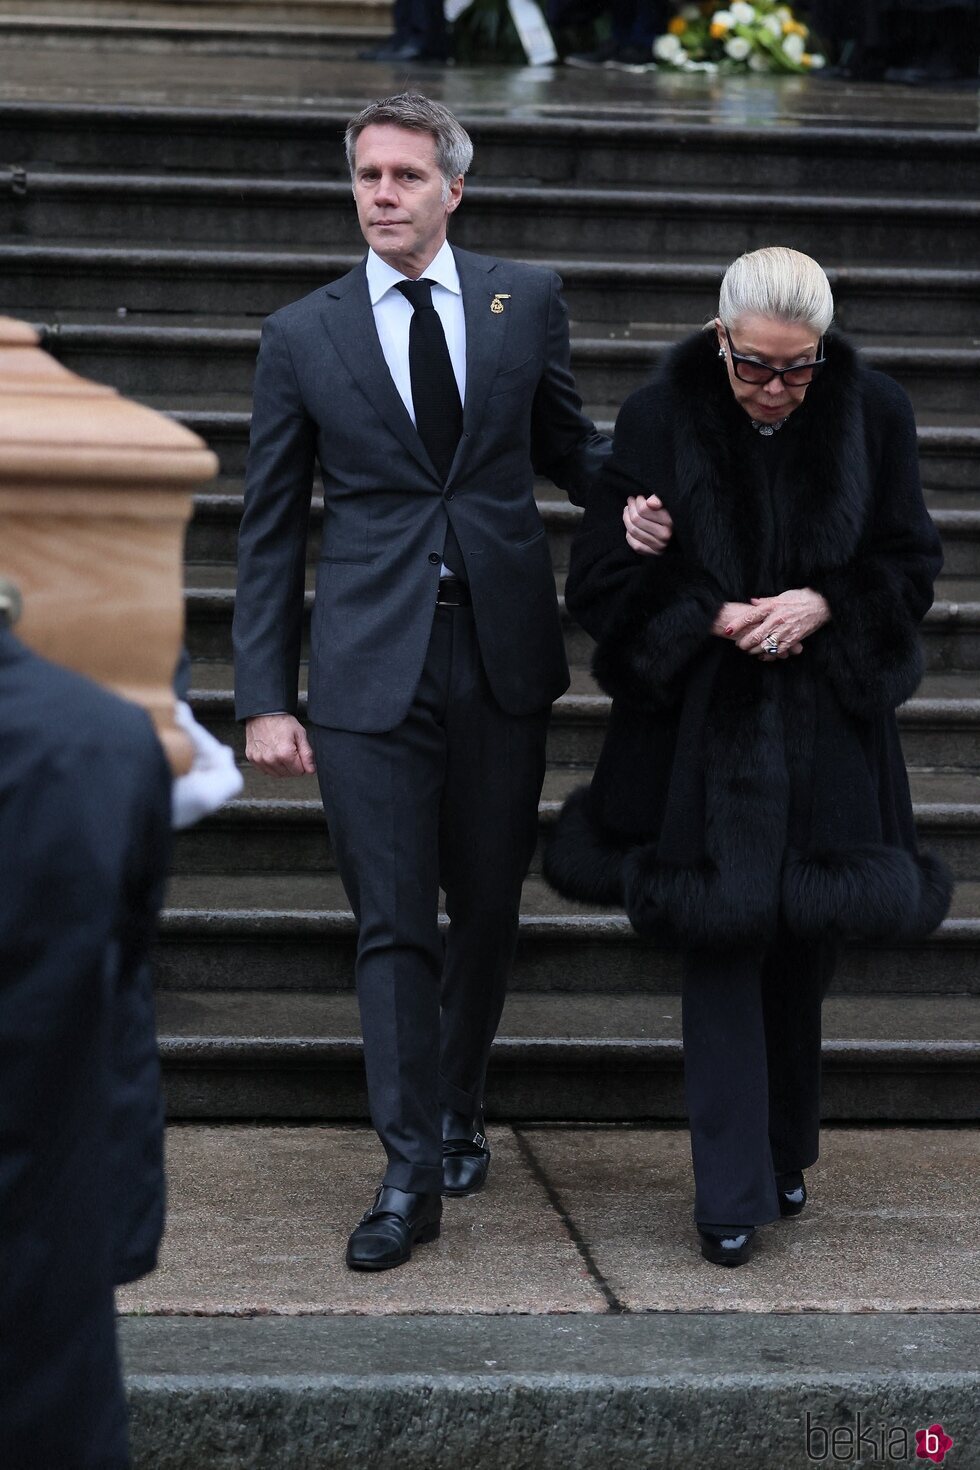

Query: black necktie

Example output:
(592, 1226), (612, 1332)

(395, 277), (465, 578)
(395, 278), (463, 481)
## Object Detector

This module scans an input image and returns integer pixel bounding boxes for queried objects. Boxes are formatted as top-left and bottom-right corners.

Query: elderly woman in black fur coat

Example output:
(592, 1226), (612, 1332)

(544, 246), (952, 1268)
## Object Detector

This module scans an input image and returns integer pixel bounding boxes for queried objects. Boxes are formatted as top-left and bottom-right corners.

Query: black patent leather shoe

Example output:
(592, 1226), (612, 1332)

(697, 1226), (756, 1267)
(345, 1186), (442, 1271)
(776, 1171), (807, 1217)
(441, 1106), (491, 1197)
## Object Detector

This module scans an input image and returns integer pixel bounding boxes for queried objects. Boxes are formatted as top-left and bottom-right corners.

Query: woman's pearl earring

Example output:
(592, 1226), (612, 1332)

(718, 348), (726, 360)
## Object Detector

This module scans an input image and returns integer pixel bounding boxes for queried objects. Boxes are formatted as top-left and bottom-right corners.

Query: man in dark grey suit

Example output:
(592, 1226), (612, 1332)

(233, 92), (670, 1271)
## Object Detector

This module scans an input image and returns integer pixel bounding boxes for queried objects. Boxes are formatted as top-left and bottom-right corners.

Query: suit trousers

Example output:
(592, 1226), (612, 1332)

(682, 928), (837, 1229)
(312, 605), (549, 1194)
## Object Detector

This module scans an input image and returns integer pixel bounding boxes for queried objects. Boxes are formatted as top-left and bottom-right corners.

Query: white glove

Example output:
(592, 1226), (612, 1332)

(171, 700), (244, 830)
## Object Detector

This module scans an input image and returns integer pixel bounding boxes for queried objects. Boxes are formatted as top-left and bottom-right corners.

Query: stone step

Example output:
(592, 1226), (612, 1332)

(0, 0), (387, 53)
(5, 170), (980, 264)
(0, 0), (385, 21)
(117, 1302), (980, 1466)
(152, 988), (980, 1121)
(180, 561), (980, 671)
(170, 408), (980, 490)
(8, 244), (980, 337)
(114, 1119), (980, 1453)
(0, 21), (381, 56)
(31, 320), (980, 418)
(153, 873), (980, 998)
(235, 766), (980, 808)
(185, 489), (980, 576)
(186, 667), (980, 769)
(4, 96), (980, 198)
(934, 502), (980, 576)
(171, 766), (980, 882)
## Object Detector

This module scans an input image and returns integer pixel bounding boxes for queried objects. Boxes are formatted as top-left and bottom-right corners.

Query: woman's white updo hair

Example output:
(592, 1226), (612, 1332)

(718, 246), (834, 335)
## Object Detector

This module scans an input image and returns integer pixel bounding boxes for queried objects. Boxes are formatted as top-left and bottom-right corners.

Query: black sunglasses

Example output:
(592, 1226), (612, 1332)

(724, 326), (826, 388)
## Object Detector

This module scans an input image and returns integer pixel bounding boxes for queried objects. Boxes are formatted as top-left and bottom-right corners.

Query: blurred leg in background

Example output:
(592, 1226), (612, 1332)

(562, 0), (668, 68)
(811, 0), (979, 83)
(359, 0), (450, 61)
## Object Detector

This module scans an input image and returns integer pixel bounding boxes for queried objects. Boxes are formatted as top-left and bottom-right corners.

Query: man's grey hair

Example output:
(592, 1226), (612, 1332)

(345, 93), (474, 199)
(718, 246), (834, 336)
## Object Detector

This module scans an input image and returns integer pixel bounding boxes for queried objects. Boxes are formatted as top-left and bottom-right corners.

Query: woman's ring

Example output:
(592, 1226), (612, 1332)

(762, 635), (779, 656)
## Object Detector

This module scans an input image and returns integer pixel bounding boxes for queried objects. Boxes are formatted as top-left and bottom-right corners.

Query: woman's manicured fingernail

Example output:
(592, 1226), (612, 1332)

(725, 626), (734, 636)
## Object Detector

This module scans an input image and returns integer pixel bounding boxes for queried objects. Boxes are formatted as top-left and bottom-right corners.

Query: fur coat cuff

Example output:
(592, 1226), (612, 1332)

(810, 558), (925, 718)
(590, 552), (724, 707)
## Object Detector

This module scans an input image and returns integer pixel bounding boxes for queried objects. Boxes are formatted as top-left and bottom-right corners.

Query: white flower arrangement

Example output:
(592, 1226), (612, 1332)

(725, 34), (751, 58)
(653, 0), (825, 75)
(653, 31), (685, 60)
(781, 29), (804, 60)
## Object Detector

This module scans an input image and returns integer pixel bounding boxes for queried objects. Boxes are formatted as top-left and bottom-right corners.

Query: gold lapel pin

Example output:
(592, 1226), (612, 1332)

(490, 294), (512, 314)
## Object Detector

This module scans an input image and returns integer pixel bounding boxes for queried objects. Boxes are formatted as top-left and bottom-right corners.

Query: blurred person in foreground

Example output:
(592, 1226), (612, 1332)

(0, 596), (240, 1469)
(545, 247), (952, 1267)
(0, 592), (170, 1470)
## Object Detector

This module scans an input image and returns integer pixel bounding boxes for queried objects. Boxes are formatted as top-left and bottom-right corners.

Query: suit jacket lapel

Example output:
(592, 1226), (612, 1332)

(455, 247), (510, 448)
(319, 260), (436, 480)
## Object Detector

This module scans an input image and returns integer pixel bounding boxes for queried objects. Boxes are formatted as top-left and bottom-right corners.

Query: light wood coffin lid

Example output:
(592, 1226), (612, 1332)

(0, 317), (219, 775)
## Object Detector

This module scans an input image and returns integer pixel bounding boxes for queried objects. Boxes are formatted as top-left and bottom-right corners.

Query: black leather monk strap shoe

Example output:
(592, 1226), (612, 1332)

(345, 1186), (442, 1271)
(441, 1106), (491, 1197)
(697, 1225), (756, 1267)
(776, 1171), (807, 1217)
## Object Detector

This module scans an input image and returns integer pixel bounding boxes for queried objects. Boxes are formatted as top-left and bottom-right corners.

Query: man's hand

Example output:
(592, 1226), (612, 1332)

(244, 714), (316, 777)
(623, 494), (673, 556)
(711, 601), (804, 661)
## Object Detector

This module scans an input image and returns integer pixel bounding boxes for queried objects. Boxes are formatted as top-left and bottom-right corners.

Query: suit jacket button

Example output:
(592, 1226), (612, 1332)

(445, 490), (455, 500)
(428, 552), (441, 564)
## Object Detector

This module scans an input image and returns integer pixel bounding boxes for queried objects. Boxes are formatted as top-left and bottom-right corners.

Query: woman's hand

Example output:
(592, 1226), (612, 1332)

(741, 588), (831, 658)
(712, 601), (805, 661)
(712, 601), (763, 640)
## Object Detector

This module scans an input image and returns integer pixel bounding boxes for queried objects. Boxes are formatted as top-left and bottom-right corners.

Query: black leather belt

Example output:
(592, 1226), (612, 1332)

(436, 576), (471, 607)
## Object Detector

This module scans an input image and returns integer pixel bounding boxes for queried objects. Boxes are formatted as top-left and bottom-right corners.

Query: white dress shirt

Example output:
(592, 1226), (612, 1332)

(366, 239), (467, 421)
(366, 240), (467, 580)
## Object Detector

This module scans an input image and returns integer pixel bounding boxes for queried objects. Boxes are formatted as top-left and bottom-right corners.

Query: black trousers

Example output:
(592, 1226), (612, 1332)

(392, 0), (449, 54)
(682, 928), (837, 1230)
(312, 606), (548, 1195)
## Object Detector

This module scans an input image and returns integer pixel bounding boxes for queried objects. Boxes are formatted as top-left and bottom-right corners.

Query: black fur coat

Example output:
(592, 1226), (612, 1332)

(544, 330), (953, 947)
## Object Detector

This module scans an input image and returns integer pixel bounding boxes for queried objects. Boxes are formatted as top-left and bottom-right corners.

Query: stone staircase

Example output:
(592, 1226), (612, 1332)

(4, 41), (980, 1466)
(0, 0), (388, 55)
(2, 82), (978, 1139)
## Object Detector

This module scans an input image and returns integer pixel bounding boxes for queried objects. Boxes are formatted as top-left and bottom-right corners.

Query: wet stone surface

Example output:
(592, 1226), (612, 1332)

(1, 45), (977, 130)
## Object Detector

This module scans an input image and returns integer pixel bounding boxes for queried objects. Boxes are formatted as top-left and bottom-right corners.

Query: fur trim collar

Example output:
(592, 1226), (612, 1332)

(659, 331), (869, 598)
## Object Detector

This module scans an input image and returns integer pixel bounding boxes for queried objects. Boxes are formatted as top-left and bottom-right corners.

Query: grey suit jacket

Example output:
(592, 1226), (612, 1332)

(233, 245), (610, 733)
